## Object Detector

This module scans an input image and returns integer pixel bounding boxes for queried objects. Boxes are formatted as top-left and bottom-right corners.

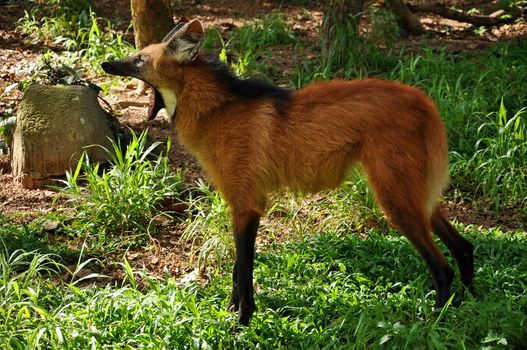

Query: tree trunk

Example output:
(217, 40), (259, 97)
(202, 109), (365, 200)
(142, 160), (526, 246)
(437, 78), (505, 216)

(321, 0), (365, 58)
(131, 0), (174, 49)
(130, 0), (174, 94)
(385, 0), (425, 35)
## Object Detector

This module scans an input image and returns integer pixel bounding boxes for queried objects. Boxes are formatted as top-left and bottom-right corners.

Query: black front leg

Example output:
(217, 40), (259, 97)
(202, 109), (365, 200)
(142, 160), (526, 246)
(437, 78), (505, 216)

(228, 211), (260, 326)
(228, 262), (238, 312)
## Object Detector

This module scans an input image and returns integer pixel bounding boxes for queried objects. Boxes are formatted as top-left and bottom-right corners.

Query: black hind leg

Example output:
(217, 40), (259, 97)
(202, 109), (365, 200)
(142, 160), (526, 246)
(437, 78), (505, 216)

(401, 221), (455, 310)
(431, 207), (474, 292)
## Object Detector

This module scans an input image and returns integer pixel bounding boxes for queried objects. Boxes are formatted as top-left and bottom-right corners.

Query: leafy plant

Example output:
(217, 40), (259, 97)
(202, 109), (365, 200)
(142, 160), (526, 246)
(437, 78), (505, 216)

(367, 6), (401, 47)
(182, 180), (233, 269)
(452, 101), (527, 215)
(56, 12), (134, 68)
(0, 116), (16, 154)
(210, 12), (296, 79)
(323, 12), (397, 80)
(16, 51), (101, 93)
(17, 3), (132, 71)
(232, 12), (296, 51)
(56, 130), (185, 240)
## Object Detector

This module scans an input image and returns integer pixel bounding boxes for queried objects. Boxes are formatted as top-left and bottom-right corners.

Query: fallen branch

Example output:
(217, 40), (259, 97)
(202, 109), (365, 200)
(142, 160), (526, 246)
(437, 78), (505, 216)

(406, 2), (521, 26)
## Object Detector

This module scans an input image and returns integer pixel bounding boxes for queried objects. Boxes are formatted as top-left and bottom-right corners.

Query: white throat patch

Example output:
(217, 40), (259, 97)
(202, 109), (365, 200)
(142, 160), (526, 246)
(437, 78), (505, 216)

(158, 87), (177, 120)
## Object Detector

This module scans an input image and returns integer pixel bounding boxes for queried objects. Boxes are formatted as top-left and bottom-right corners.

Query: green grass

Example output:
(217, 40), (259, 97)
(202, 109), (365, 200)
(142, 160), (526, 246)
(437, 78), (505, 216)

(17, 1), (133, 71)
(204, 12), (297, 79)
(182, 180), (233, 269)
(451, 101), (527, 215)
(54, 130), (185, 252)
(1, 224), (526, 349)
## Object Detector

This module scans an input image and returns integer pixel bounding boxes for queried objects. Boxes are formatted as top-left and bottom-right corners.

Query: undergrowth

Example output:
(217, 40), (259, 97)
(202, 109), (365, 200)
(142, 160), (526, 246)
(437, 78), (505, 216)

(55, 130), (184, 250)
(17, 0), (133, 70)
(182, 180), (233, 269)
(1, 224), (526, 349)
(205, 12), (296, 78)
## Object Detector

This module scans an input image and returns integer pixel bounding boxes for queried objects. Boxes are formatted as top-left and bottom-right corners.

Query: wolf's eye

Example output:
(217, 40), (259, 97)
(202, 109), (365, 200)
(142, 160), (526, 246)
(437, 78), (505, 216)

(134, 56), (145, 66)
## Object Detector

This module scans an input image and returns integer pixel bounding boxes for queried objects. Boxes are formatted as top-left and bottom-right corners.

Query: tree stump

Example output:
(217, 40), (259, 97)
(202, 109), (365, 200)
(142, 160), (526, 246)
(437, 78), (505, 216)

(11, 84), (117, 189)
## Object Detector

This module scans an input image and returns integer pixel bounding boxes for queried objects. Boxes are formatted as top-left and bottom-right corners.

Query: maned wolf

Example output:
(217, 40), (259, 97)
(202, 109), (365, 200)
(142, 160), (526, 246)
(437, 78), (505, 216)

(102, 17), (474, 326)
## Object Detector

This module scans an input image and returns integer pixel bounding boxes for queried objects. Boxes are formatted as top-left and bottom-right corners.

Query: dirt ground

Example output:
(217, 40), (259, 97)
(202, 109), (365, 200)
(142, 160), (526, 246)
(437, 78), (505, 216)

(1, 1), (526, 278)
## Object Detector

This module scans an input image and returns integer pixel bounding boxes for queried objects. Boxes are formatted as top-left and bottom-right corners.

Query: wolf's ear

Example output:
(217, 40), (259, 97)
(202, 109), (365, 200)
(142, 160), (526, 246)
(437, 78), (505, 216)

(162, 15), (192, 43)
(166, 19), (204, 62)
(182, 19), (204, 42)
(163, 26), (184, 43)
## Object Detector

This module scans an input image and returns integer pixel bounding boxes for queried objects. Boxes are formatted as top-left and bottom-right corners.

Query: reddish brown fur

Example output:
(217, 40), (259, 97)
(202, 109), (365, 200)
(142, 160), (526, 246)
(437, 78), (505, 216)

(153, 61), (449, 227)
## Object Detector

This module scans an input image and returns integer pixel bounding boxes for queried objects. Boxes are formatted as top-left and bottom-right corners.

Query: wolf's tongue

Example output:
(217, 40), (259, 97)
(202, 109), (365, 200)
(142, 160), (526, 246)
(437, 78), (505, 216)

(147, 88), (165, 120)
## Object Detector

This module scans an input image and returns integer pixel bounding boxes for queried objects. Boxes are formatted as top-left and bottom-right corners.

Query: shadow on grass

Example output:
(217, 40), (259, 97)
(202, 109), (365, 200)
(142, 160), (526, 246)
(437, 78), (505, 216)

(0, 216), (82, 265)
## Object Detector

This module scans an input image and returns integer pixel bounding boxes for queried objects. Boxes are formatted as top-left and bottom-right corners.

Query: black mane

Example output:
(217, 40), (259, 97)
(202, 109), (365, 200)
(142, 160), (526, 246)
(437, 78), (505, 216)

(205, 54), (292, 103)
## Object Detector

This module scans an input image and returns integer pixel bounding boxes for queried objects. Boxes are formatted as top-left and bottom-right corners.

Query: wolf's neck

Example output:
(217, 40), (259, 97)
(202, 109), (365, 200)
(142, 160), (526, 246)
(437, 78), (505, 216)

(173, 73), (232, 148)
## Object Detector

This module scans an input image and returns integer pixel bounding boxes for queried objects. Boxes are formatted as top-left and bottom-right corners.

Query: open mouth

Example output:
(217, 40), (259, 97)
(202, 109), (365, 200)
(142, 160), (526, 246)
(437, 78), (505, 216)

(147, 88), (166, 120)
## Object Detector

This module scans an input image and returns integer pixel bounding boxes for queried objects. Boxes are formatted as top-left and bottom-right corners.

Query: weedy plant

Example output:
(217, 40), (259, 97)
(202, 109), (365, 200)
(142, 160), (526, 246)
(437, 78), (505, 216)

(367, 6), (401, 48)
(0, 241), (64, 347)
(330, 169), (387, 231)
(290, 13), (398, 89)
(319, 14), (394, 79)
(15, 51), (103, 93)
(0, 114), (16, 155)
(17, 1), (132, 70)
(207, 12), (296, 78)
(182, 180), (233, 269)
(55, 130), (185, 246)
(452, 102), (527, 215)
(232, 12), (296, 51)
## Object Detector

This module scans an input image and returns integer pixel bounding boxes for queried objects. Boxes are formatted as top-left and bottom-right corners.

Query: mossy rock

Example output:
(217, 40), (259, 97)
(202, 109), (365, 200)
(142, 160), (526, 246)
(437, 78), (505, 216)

(11, 84), (117, 189)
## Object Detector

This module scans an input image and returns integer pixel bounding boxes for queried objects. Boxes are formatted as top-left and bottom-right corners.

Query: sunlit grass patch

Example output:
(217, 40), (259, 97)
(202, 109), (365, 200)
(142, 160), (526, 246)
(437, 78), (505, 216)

(181, 180), (233, 269)
(451, 102), (527, 216)
(204, 11), (297, 79)
(1, 224), (525, 349)
(54, 130), (185, 252)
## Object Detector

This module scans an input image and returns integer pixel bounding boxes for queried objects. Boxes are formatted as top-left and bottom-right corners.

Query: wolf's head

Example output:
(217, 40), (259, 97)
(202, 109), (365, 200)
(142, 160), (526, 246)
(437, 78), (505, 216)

(102, 17), (205, 120)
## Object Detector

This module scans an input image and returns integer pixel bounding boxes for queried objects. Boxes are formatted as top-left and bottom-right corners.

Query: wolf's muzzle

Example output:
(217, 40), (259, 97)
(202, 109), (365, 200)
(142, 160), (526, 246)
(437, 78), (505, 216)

(101, 61), (131, 77)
